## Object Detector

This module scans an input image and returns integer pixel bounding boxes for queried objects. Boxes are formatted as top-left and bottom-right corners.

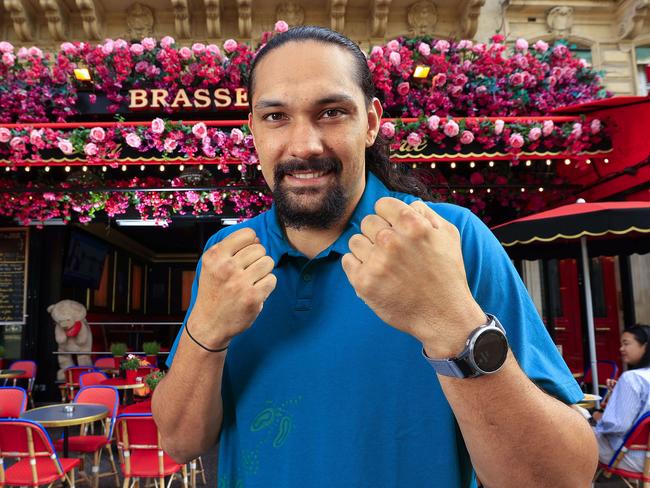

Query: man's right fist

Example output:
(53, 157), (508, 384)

(186, 228), (277, 350)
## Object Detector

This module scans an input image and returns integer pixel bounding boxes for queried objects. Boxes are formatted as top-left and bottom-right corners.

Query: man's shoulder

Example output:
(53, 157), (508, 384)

(203, 210), (273, 249)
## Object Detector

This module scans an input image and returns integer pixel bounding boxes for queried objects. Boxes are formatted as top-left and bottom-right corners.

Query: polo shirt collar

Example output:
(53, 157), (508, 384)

(263, 172), (391, 263)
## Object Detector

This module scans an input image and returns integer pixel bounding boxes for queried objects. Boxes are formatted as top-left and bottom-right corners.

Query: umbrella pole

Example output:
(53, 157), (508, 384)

(580, 236), (600, 408)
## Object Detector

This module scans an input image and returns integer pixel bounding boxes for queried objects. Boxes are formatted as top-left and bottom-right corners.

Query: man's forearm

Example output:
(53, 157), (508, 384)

(439, 353), (598, 488)
(152, 332), (227, 463)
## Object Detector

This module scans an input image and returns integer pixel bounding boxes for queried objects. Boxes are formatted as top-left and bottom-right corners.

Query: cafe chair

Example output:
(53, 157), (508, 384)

(7, 360), (37, 408)
(61, 366), (96, 402)
(0, 418), (81, 487)
(116, 413), (188, 488)
(581, 360), (619, 397)
(53, 385), (120, 488)
(79, 371), (109, 388)
(596, 411), (650, 487)
(189, 457), (207, 488)
(94, 357), (115, 369)
(0, 386), (28, 417)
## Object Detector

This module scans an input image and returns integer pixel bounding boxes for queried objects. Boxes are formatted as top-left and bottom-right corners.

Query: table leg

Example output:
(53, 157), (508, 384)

(63, 426), (69, 458)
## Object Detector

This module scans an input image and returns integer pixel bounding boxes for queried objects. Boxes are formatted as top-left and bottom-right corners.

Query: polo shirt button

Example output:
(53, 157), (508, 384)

(302, 273), (313, 282)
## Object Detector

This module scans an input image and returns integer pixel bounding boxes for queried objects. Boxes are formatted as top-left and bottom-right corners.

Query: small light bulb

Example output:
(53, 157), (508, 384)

(452, 190), (456, 194)
(564, 158), (571, 165)
(604, 158), (609, 164)
(451, 162), (456, 169)
(82, 165), (87, 172)
(121, 165), (127, 171)
(237, 164), (242, 171)
(469, 188), (474, 194)
(102, 165), (107, 172)
(411, 164), (416, 169)
(199, 164), (204, 170)
(488, 161), (494, 167)
(64, 166), (71, 172)
(256, 164), (261, 170)
(24, 166), (30, 172)
(470, 161), (475, 168)
(430, 163), (436, 169)
(44, 166), (50, 172)
(521, 187), (525, 192)
(525, 160), (532, 166)
(140, 165), (145, 171)
(487, 188), (491, 193)
(546, 159), (552, 166)
(4, 167), (9, 172)
(159, 165), (165, 172)
(586, 159), (591, 164)
(539, 187), (544, 192)
(179, 164), (184, 171)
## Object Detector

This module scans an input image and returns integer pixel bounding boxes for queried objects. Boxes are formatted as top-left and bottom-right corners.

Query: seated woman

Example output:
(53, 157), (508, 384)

(594, 325), (650, 472)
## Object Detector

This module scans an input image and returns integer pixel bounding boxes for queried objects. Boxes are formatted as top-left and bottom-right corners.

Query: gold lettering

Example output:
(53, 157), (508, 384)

(193, 89), (211, 108)
(150, 89), (169, 108)
(234, 88), (248, 108)
(171, 89), (193, 108)
(214, 88), (232, 108)
(129, 89), (148, 109)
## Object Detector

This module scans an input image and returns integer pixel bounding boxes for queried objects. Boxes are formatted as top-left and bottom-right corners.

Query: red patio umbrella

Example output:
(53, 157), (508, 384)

(492, 201), (650, 404)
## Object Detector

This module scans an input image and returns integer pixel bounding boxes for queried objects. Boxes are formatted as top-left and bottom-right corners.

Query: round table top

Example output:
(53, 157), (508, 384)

(576, 393), (602, 408)
(21, 403), (108, 427)
(0, 369), (26, 379)
(100, 378), (145, 390)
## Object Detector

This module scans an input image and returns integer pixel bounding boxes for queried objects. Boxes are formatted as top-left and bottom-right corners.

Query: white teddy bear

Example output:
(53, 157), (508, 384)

(47, 300), (93, 381)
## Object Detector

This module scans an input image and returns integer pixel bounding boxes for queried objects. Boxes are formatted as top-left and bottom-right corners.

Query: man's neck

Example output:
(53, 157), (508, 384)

(284, 220), (348, 260)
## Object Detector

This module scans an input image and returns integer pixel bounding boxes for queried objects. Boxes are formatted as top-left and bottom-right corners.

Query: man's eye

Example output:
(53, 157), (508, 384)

(263, 113), (285, 121)
(322, 109), (344, 118)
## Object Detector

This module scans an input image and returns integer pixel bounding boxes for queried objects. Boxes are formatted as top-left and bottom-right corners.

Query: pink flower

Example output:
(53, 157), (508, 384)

(433, 73), (447, 87)
(571, 123), (583, 137)
(164, 138), (178, 152)
(397, 82), (410, 96)
(542, 120), (554, 136)
(590, 119), (601, 134)
(515, 38), (529, 51)
(460, 130), (474, 144)
(427, 115), (440, 130)
(43, 192), (56, 201)
(406, 132), (422, 147)
(434, 40), (450, 53)
(457, 40), (473, 50)
(60, 42), (76, 55)
(528, 127), (542, 141)
(476, 85), (487, 95)
(0, 128), (11, 143)
(58, 139), (74, 154)
(274, 20), (289, 33)
(491, 34), (505, 43)
(151, 118), (165, 134)
(179, 47), (192, 60)
(386, 40), (400, 51)
(509, 133), (524, 148)
(130, 43), (144, 55)
(29, 129), (43, 145)
(10, 137), (24, 150)
(553, 44), (568, 56)
(418, 43), (431, 56)
(161, 36), (175, 48)
(494, 119), (504, 135)
(28, 47), (43, 58)
(192, 43), (206, 54)
(0, 41), (13, 53)
(443, 120), (459, 137)
(371, 46), (383, 57)
(114, 39), (128, 50)
(192, 123), (208, 139)
(90, 127), (105, 142)
(185, 191), (200, 204)
(17, 47), (28, 59)
(223, 39), (238, 53)
(89, 94), (97, 104)
(2, 53), (15, 66)
(230, 128), (244, 144)
(101, 40), (114, 55)
(509, 72), (524, 85)
(534, 40), (549, 53)
(142, 38), (156, 50)
(380, 122), (395, 138)
(206, 44), (221, 57)
(389, 52), (401, 66)
(84, 142), (98, 156)
(125, 133), (142, 148)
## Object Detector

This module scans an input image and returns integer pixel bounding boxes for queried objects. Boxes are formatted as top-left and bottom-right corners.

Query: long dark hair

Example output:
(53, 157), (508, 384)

(247, 25), (434, 201)
(624, 325), (650, 369)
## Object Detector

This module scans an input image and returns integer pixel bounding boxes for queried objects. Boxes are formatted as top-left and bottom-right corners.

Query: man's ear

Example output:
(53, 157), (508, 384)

(366, 97), (383, 147)
(247, 112), (256, 149)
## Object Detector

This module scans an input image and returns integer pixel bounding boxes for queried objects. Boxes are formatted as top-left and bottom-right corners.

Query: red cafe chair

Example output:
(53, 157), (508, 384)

(0, 386), (27, 417)
(0, 418), (81, 487)
(581, 360), (619, 398)
(61, 366), (96, 402)
(8, 360), (37, 408)
(116, 413), (188, 488)
(79, 371), (109, 388)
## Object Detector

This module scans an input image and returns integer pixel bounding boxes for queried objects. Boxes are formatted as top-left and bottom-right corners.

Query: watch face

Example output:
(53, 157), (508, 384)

(473, 329), (508, 373)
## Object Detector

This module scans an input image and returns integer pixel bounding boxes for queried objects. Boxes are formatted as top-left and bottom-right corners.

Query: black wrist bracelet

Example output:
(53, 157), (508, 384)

(184, 322), (229, 353)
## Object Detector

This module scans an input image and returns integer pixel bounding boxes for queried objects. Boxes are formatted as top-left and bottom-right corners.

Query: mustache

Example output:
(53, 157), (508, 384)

(273, 157), (342, 183)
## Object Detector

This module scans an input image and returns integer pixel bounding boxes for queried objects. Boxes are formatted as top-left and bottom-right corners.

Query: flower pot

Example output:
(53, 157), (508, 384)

(146, 355), (157, 367)
(126, 369), (138, 384)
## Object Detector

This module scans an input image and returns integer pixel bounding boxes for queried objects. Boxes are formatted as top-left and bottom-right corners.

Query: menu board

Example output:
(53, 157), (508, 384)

(0, 229), (28, 324)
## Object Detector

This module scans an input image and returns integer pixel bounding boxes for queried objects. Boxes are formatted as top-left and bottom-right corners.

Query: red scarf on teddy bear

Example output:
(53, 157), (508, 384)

(65, 320), (83, 337)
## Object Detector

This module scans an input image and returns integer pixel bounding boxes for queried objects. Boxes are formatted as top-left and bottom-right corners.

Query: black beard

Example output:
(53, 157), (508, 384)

(272, 157), (347, 230)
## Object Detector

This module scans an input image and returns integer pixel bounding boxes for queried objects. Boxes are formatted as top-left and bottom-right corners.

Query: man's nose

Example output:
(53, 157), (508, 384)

(287, 120), (324, 160)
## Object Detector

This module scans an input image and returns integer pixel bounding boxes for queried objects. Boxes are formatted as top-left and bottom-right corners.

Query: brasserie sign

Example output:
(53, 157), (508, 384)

(128, 87), (249, 110)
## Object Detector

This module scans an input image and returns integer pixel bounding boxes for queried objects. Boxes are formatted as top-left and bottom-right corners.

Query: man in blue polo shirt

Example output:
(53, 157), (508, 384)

(153, 26), (597, 487)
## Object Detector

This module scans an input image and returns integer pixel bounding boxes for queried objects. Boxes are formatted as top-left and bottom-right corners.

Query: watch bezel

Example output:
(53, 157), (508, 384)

(466, 326), (509, 375)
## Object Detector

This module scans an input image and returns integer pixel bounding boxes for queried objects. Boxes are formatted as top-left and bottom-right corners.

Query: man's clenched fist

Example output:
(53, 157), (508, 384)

(187, 228), (277, 350)
(341, 197), (486, 359)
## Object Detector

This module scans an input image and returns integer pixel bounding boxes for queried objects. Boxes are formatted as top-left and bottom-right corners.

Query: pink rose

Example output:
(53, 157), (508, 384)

(223, 39), (238, 53)
(509, 72), (524, 85)
(515, 38), (529, 51)
(192, 123), (208, 139)
(89, 94), (97, 104)
(179, 47), (192, 60)
(130, 43), (144, 55)
(472, 43), (486, 54)
(491, 34), (505, 43)
(534, 40), (549, 53)
(43, 192), (56, 201)
(206, 44), (221, 58)
(434, 40), (450, 53)
(10, 137), (24, 150)
(476, 85), (487, 95)
(386, 40), (400, 51)
(433, 73), (447, 87)
(553, 44), (568, 56)
(542, 120), (554, 136)
(460, 130), (474, 145)
(397, 82), (410, 96)
(0, 128), (11, 143)
(389, 51), (401, 66)
(571, 123), (583, 137)
(29, 129), (43, 145)
(528, 127), (542, 141)
(28, 47), (43, 58)
(202, 141), (216, 158)
(17, 47), (28, 59)
(161, 36), (175, 48)
(418, 43), (431, 56)
(125, 133), (142, 148)
(590, 119), (601, 134)
(163, 138), (178, 152)
(84, 142), (98, 156)
(114, 39), (128, 50)
(60, 42), (76, 55)
(457, 40), (473, 50)
(380, 122), (395, 138)
(90, 127), (105, 142)
(58, 139), (74, 154)
(2, 53), (15, 66)
(101, 40), (114, 55)
(151, 118), (165, 134)
(548, 76), (557, 87)
(509, 133), (524, 148)
(371, 46), (384, 57)
(142, 38), (156, 50)
(192, 43), (206, 54)
(406, 132), (422, 147)
(443, 120), (459, 137)
(494, 119), (504, 135)
(230, 128), (244, 144)
(275, 20), (289, 33)
(0, 41), (13, 53)
(185, 191), (200, 204)
(427, 115), (440, 130)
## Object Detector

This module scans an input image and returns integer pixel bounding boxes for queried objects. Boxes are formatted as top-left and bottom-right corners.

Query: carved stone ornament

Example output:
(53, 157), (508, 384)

(460, 0), (485, 39)
(4, 0), (34, 41)
(126, 2), (154, 39)
(39, 0), (67, 41)
(618, 0), (650, 40)
(203, 0), (221, 38)
(329, 0), (347, 31)
(170, 0), (191, 39)
(546, 6), (574, 37)
(237, 0), (252, 38)
(407, 1), (437, 36)
(75, 0), (102, 40)
(371, 0), (391, 38)
(276, 1), (305, 26)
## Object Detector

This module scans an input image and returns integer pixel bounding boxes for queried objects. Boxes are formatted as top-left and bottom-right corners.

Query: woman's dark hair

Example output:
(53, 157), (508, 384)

(624, 325), (650, 369)
(247, 25), (433, 201)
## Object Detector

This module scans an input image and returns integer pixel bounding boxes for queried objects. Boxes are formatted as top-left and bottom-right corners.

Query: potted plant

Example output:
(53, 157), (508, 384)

(121, 354), (141, 383)
(110, 342), (128, 368)
(142, 341), (160, 367)
(0, 345), (5, 370)
(144, 370), (165, 394)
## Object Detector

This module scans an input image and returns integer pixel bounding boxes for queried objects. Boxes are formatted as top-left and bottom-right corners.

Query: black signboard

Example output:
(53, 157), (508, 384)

(0, 229), (28, 324)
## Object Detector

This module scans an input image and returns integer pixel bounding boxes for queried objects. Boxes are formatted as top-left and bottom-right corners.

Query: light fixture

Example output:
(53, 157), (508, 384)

(470, 161), (475, 168)
(64, 165), (71, 172)
(411, 163), (417, 169)
(413, 66), (430, 78)
(237, 164), (243, 171)
(44, 166), (50, 172)
(521, 187), (525, 192)
(116, 219), (164, 227)
(450, 162), (456, 169)
(487, 188), (491, 193)
(469, 188), (474, 194)
(198, 164), (204, 170)
(24, 166), (30, 172)
(256, 164), (261, 170)
(586, 159), (591, 164)
(179, 164), (184, 171)
(82, 165), (87, 172)
(604, 158), (609, 164)
(159, 164), (165, 172)
(102, 165), (107, 172)
(140, 165), (145, 171)
(525, 160), (532, 166)
(564, 158), (571, 165)
(538, 187), (544, 192)
(546, 159), (552, 166)
(121, 164), (127, 171)
(73, 67), (92, 82)
(430, 163), (436, 169)
(488, 161), (494, 167)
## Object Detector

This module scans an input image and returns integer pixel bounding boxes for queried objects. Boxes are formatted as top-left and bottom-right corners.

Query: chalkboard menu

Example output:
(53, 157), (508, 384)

(0, 229), (28, 324)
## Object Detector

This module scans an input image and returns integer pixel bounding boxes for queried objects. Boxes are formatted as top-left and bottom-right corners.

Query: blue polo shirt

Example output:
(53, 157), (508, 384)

(167, 172), (582, 488)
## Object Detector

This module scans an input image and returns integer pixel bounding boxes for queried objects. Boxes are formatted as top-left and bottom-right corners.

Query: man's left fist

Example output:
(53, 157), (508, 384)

(341, 197), (486, 358)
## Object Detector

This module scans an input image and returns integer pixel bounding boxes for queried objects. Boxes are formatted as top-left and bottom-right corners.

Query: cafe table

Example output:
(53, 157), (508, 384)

(0, 369), (26, 380)
(20, 403), (108, 457)
(99, 377), (145, 405)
